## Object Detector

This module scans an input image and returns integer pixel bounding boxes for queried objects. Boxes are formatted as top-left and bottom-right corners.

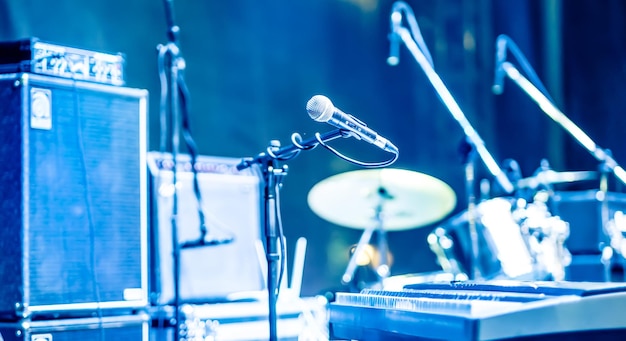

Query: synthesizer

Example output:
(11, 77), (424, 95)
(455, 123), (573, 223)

(330, 280), (626, 340)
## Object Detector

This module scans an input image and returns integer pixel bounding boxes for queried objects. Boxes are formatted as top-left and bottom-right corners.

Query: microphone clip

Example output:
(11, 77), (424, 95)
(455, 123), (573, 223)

(180, 235), (234, 249)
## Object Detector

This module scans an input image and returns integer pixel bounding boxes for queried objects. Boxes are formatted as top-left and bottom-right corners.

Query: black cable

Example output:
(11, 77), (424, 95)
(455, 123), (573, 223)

(274, 178), (287, 297)
(175, 70), (209, 241)
(73, 83), (105, 341)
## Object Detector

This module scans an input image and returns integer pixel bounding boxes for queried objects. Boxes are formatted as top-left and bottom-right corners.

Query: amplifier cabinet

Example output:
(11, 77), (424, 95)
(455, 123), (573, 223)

(148, 297), (329, 341)
(148, 152), (265, 305)
(0, 73), (148, 318)
(0, 314), (149, 341)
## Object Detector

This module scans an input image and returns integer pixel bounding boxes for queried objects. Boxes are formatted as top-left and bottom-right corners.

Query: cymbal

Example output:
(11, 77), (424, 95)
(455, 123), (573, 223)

(307, 169), (456, 231)
(516, 170), (598, 189)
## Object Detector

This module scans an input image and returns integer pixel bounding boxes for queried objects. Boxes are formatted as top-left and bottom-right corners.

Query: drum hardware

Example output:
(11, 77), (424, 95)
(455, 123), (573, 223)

(514, 196), (572, 281)
(516, 169), (598, 190)
(598, 157), (617, 282)
(307, 168), (457, 287)
(493, 33), (626, 279)
(429, 195), (572, 281)
(606, 211), (626, 257)
(427, 227), (469, 278)
(426, 154), (593, 282)
(602, 210), (626, 281)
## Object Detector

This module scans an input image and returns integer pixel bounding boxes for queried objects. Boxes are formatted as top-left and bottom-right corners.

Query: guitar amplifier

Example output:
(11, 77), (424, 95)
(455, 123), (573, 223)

(0, 73), (148, 318)
(148, 152), (265, 305)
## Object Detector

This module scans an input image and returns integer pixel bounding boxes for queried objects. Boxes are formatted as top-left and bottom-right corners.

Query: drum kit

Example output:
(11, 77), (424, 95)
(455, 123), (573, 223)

(307, 166), (606, 289)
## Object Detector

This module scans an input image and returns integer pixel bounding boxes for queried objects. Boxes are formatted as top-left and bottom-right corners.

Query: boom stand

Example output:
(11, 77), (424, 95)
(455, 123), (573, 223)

(498, 61), (626, 186)
(389, 4), (514, 279)
(388, 3), (514, 194)
(238, 129), (350, 341)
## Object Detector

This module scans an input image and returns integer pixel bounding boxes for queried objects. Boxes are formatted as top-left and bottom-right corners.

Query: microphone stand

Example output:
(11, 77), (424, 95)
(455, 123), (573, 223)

(158, 0), (186, 337)
(237, 129), (350, 341)
(497, 61), (626, 186)
(388, 7), (514, 195)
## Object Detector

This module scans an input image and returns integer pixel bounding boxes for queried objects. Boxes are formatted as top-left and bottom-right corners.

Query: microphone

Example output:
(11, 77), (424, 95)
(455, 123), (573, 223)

(387, 32), (400, 66)
(387, 10), (402, 66)
(492, 35), (508, 95)
(306, 95), (399, 154)
(180, 236), (234, 249)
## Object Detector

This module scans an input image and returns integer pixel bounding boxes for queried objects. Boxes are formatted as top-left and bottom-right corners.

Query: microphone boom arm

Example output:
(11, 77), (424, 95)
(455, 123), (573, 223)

(391, 26), (515, 193)
(499, 61), (626, 185)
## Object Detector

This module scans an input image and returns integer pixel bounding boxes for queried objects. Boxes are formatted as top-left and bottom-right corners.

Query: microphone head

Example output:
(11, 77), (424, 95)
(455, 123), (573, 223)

(387, 10), (402, 66)
(387, 33), (400, 66)
(492, 35), (508, 95)
(306, 95), (334, 122)
(492, 83), (504, 95)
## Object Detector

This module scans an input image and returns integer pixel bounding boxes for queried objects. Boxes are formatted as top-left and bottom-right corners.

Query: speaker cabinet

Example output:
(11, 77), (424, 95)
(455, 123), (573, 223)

(148, 152), (264, 305)
(0, 73), (148, 318)
(0, 314), (149, 341)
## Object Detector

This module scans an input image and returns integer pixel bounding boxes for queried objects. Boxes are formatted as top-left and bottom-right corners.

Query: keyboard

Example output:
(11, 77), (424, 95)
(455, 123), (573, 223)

(330, 280), (626, 340)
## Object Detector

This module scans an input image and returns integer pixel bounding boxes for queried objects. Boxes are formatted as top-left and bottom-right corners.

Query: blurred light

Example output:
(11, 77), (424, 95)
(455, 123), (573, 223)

(463, 30), (475, 51)
(351, 244), (375, 266)
(349, 243), (394, 268)
(159, 183), (178, 197)
(341, 0), (379, 12)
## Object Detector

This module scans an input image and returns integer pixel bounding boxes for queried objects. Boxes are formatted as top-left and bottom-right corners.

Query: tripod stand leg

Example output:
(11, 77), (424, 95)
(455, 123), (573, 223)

(341, 226), (376, 285)
(376, 228), (390, 279)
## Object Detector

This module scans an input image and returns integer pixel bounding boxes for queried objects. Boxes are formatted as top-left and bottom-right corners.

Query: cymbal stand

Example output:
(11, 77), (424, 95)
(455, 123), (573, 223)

(375, 195), (391, 280)
(387, 1), (515, 195)
(459, 138), (481, 279)
(601, 154), (626, 282)
(342, 221), (377, 287)
(238, 129), (350, 341)
(599, 157), (614, 282)
(341, 187), (392, 287)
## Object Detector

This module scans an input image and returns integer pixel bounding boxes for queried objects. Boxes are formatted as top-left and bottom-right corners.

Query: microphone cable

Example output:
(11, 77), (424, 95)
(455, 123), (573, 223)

(271, 131), (399, 169)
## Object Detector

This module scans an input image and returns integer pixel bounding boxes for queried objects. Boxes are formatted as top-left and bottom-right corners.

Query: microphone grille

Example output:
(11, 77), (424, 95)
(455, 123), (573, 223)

(306, 95), (334, 122)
